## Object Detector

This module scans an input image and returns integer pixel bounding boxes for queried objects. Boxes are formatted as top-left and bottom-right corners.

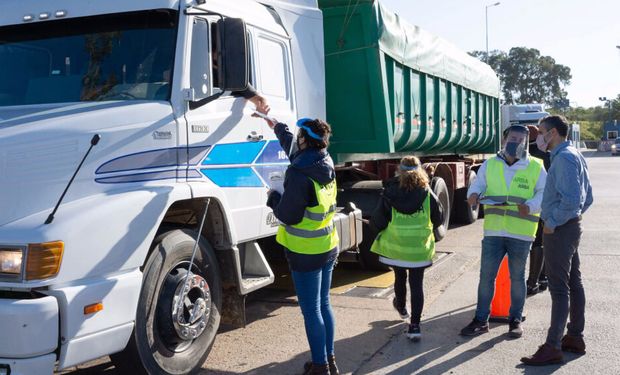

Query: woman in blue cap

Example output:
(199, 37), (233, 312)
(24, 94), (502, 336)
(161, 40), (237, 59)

(262, 116), (340, 375)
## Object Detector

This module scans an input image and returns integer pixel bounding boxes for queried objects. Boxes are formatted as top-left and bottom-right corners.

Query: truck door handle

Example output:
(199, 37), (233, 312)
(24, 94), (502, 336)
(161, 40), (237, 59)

(247, 131), (264, 142)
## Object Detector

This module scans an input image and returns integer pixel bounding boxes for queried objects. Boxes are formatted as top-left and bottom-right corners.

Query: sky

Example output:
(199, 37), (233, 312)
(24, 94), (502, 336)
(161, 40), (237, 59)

(381, 0), (620, 108)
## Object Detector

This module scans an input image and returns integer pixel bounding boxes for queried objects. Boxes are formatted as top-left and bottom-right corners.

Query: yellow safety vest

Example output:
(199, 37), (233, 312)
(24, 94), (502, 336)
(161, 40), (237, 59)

(371, 192), (435, 263)
(483, 156), (543, 238)
(276, 179), (339, 254)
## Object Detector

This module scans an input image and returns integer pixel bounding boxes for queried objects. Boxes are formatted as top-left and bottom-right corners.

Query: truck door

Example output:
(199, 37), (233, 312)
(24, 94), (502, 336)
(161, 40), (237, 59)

(250, 30), (297, 236)
(184, 17), (268, 242)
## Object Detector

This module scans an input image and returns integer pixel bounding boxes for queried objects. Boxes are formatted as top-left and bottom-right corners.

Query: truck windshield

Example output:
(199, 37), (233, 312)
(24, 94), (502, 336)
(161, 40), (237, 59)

(0, 10), (177, 106)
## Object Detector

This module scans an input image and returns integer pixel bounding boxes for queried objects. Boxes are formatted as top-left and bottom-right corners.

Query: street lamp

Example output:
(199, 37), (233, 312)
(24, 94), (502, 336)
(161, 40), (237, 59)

(485, 2), (501, 63)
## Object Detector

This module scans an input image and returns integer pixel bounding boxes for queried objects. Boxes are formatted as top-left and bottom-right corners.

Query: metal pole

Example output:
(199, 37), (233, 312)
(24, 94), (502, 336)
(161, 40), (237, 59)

(485, 6), (489, 62)
(485, 3), (500, 63)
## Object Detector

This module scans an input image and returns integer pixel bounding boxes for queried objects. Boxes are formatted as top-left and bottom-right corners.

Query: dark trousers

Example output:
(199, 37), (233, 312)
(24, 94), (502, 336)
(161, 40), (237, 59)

(393, 267), (426, 324)
(543, 220), (586, 349)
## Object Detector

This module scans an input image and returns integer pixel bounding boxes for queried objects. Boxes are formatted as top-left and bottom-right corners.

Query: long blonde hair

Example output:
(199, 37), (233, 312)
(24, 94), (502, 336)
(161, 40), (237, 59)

(398, 156), (429, 191)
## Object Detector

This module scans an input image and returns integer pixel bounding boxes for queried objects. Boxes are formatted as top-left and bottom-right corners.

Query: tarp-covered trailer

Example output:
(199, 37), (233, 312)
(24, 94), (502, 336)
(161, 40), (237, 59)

(318, 0), (501, 268)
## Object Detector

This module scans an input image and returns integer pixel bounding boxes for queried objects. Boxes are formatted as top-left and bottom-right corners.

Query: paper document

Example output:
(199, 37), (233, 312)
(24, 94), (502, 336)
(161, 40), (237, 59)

(479, 199), (516, 206)
(253, 110), (277, 124)
(268, 171), (285, 195)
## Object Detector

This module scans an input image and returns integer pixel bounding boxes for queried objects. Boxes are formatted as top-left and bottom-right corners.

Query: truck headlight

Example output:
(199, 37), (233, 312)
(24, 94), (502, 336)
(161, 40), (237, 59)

(0, 248), (23, 276)
(0, 241), (64, 281)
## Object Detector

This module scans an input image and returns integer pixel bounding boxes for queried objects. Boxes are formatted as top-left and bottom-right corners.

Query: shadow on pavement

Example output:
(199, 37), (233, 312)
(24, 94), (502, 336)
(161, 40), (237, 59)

(355, 304), (496, 375)
(203, 319), (404, 375)
(515, 352), (584, 374)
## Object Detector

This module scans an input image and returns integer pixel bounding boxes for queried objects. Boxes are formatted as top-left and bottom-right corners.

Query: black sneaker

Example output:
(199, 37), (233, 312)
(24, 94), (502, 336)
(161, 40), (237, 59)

(509, 318), (523, 338)
(538, 280), (548, 292)
(460, 318), (489, 336)
(392, 297), (410, 320)
(407, 323), (422, 342)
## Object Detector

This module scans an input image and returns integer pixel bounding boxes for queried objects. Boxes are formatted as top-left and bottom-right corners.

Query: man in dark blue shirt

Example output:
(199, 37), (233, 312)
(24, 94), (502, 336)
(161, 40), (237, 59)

(522, 115), (593, 366)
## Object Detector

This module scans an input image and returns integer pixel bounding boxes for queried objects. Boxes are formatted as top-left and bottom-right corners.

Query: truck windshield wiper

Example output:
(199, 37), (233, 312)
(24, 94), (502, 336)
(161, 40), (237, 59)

(45, 134), (101, 225)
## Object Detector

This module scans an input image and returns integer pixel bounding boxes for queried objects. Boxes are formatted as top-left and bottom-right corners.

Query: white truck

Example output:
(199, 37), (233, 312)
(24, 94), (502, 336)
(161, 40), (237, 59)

(0, 1), (363, 374)
(500, 103), (581, 146)
(500, 103), (550, 131)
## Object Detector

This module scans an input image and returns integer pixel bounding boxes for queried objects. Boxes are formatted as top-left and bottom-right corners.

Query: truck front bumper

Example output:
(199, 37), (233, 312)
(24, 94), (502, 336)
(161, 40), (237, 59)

(0, 295), (59, 374)
(0, 354), (56, 375)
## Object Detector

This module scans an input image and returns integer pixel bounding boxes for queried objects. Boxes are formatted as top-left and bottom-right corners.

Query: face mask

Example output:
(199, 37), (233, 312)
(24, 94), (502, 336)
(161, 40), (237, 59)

(295, 136), (306, 153)
(504, 141), (524, 158)
(536, 133), (549, 152)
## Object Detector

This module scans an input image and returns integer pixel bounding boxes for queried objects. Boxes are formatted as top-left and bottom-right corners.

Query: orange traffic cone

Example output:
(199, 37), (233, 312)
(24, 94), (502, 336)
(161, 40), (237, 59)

(489, 256), (511, 322)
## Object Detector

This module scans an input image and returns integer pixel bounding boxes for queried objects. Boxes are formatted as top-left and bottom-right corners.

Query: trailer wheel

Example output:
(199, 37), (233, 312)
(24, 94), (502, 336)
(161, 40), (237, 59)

(454, 170), (479, 224)
(111, 229), (222, 375)
(431, 177), (450, 242)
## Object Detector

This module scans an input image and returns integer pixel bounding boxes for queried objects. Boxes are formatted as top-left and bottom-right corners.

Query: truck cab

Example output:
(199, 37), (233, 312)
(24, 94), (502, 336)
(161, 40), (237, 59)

(0, 1), (361, 374)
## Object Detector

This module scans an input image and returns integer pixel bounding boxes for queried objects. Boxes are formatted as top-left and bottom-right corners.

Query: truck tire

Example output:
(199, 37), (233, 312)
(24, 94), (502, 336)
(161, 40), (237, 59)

(358, 222), (389, 271)
(454, 170), (479, 224)
(431, 177), (450, 242)
(111, 229), (222, 375)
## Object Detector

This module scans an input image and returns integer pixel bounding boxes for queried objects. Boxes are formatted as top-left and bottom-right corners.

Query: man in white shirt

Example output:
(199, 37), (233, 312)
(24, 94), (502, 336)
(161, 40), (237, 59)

(460, 125), (547, 338)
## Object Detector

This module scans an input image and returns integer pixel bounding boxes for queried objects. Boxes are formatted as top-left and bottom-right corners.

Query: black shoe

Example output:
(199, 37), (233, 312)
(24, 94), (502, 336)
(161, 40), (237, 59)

(527, 285), (540, 296)
(392, 297), (410, 320)
(538, 280), (548, 292)
(509, 318), (523, 338)
(303, 362), (329, 375)
(460, 318), (489, 336)
(328, 355), (340, 375)
(407, 323), (422, 342)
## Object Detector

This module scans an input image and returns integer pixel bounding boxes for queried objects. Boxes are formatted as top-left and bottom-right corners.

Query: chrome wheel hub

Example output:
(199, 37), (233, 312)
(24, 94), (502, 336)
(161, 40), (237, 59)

(171, 273), (211, 342)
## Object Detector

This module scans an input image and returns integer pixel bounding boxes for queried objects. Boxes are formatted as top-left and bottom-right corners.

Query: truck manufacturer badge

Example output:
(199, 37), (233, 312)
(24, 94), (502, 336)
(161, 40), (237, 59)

(192, 125), (210, 133)
(266, 212), (280, 227)
(153, 131), (172, 140)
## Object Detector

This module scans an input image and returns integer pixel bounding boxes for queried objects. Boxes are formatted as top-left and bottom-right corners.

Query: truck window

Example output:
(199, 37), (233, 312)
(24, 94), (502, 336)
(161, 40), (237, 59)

(0, 10), (177, 106)
(256, 36), (289, 99)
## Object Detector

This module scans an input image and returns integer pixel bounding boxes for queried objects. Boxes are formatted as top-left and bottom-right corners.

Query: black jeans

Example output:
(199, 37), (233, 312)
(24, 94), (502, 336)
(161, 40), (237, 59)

(393, 266), (426, 324)
(543, 220), (586, 349)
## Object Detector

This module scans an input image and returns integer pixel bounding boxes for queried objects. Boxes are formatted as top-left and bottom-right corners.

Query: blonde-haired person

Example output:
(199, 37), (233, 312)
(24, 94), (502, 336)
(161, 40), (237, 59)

(370, 156), (444, 340)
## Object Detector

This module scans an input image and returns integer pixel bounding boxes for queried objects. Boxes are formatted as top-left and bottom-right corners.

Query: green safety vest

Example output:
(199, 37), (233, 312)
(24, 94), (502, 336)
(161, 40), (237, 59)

(370, 193), (435, 263)
(483, 156), (543, 238)
(276, 179), (339, 254)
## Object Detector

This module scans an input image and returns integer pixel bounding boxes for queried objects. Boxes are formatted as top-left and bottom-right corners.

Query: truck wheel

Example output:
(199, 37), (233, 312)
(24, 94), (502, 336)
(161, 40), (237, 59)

(454, 170), (479, 224)
(111, 229), (222, 375)
(431, 177), (450, 242)
(358, 222), (389, 271)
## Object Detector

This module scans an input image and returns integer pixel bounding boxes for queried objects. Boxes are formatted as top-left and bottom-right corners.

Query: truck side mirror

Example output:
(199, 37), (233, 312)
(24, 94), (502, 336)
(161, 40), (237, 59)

(218, 17), (249, 92)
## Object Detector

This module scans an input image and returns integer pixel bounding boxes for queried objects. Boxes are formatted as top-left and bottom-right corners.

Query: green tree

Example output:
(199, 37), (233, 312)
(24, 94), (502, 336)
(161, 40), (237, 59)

(470, 47), (572, 106)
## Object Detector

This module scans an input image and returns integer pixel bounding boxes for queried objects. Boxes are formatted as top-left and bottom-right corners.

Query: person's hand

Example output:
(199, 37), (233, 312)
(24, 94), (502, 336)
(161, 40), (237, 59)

(264, 117), (277, 129)
(467, 193), (479, 207)
(266, 190), (282, 210)
(249, 94), (270, 116)
(517, 204), (530, 217)
(543, 225), (555, 235)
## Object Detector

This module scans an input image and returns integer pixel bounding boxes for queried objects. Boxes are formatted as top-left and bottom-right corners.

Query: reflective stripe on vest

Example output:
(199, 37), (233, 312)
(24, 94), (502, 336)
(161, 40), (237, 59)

(276, 179), (339, 255)
(303, 204), (337, 221)
(283, 224), (335, 238)
(370, 192), (435, 263)
(483, 156), (543, 238)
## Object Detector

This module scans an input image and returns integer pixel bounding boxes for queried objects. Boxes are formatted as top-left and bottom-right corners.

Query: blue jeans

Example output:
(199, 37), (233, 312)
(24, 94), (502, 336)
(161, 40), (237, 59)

(291, 259), (336, 365)
(475, 236), (531, 322)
